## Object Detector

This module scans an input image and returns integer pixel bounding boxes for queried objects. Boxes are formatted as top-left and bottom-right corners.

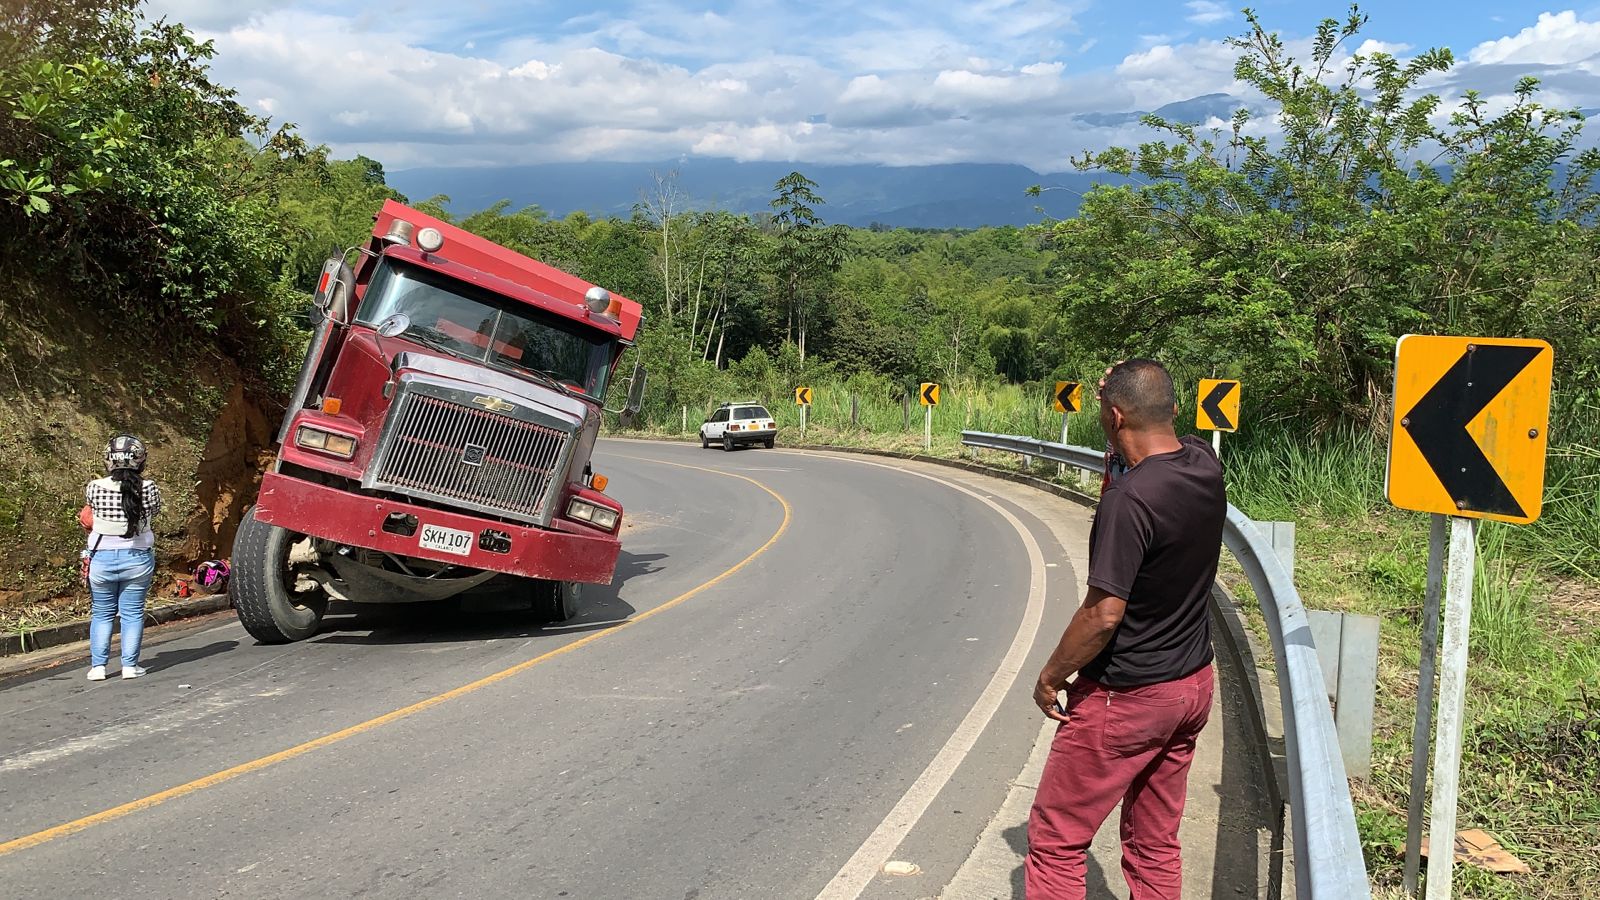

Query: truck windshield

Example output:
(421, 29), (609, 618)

(358, 259), (613, 399)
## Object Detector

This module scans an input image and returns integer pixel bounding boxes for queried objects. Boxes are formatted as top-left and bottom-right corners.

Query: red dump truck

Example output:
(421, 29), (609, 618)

(231, 201), (645, 642)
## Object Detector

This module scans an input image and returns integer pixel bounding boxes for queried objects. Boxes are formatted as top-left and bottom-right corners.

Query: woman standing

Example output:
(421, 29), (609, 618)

(84, 434), (162, 681)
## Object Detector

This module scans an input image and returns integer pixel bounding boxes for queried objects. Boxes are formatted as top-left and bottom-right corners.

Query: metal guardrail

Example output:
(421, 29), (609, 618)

(961, 431), (1370, 900)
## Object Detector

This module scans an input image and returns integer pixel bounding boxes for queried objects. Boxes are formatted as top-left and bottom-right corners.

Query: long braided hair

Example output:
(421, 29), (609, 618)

(105, 434), (148, 539)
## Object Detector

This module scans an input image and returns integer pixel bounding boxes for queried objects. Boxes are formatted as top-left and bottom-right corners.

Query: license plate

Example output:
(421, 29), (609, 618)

(418, 524), (473, 557)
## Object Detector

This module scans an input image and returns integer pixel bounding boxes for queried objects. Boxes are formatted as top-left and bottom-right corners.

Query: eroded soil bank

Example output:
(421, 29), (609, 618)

(0, 279), (281, 634)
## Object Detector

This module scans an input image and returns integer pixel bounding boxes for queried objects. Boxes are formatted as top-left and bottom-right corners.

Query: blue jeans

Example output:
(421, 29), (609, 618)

(88, 548), (156, 667)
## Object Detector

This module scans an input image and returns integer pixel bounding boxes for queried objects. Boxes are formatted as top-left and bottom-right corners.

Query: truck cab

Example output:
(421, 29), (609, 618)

(231, 201), (645, 643)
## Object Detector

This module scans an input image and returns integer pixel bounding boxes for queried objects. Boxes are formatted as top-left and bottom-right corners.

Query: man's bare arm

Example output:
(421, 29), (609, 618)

(1033, 586), (1128, 721)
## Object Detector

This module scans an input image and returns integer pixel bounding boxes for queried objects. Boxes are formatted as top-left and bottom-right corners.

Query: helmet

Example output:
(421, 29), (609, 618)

(105, 434), (148, 473)
(193, 559), (230, 592)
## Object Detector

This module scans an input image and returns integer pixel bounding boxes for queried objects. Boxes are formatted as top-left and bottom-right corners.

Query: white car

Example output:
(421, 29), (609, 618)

(700, 402), (777, 451)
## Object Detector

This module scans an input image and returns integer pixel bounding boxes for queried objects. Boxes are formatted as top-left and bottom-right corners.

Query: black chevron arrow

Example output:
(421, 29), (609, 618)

(1057, 382), (1080, 412)
(1401, 344), (1541, 518)
(1200, 381), (1237, 430)
(922, 384), (938, 404)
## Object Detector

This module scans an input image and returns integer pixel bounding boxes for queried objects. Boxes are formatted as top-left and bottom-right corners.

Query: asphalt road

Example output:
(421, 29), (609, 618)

(0, 440), (1078, 899)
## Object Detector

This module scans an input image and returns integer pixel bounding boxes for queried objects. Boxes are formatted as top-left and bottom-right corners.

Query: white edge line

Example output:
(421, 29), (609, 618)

(802, 453), (1050, 900)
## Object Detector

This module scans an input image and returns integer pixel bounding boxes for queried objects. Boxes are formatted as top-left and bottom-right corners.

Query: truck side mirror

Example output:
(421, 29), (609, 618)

(302, 302), (325, 329)
(313, 255), (357, 326)
(624, 364), (647, 416)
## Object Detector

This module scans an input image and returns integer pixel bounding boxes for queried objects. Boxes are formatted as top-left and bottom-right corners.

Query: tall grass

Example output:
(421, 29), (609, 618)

(1222, 428), (1389, 522)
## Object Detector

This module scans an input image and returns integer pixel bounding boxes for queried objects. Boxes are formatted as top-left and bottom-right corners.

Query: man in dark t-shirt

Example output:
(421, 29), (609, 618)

(1025, 359), (1227, 900)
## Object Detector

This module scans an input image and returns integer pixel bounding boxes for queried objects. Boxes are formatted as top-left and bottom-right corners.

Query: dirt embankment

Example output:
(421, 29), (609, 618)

(0, 277), (282, 631)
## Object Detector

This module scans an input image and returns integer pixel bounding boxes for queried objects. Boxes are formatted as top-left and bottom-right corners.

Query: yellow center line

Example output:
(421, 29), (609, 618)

(0, 457), (791, 858)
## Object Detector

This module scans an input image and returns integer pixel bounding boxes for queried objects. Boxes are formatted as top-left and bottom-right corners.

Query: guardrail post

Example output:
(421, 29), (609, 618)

(1256, 520), (1296, 570)
(1308, 610), (1380, 778)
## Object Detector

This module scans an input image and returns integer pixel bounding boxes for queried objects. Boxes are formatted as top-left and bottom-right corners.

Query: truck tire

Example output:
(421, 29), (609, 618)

(532, 580), (581, 622)
(231, 507), (328, 643)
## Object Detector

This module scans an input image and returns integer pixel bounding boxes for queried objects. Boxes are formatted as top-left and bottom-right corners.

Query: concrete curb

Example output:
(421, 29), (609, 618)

(1, 594), (232, 658)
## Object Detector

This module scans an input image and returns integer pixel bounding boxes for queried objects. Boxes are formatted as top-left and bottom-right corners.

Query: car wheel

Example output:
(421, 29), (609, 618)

(764, 437), (775, 449)
(700, 429), (710, 449)
(722, 435), (735, 452)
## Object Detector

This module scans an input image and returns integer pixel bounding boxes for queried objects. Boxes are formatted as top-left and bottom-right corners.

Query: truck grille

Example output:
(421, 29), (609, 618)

(371, 391), (574, 525)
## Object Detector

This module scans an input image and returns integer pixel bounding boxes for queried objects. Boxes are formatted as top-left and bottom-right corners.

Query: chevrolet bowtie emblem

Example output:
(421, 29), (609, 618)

(471, 395), (515, 413)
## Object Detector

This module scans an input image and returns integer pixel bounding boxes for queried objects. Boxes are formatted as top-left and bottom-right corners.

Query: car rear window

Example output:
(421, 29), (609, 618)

(735, 406), (771, 420)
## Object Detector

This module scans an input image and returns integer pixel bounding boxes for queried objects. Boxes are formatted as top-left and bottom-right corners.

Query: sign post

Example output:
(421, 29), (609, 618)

(1053, 381), (1082, 475)
(1385, 335), (1553, 899)
(795, 386), (812, 439)
(1196, 378), (1240, 457)
(1402, 513), (1447, 896)
(920, 382), (940, 451)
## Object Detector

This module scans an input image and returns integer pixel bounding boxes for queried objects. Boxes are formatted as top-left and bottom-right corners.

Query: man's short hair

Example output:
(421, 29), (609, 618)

(1101, 359), (1177, 429)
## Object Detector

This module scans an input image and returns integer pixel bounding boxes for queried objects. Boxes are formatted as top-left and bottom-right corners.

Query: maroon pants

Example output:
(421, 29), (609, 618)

(1025, 665), (1214, 900)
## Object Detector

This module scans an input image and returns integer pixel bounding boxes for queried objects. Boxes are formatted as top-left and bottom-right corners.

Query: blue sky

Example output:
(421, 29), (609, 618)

(143, 1), (1600, 171)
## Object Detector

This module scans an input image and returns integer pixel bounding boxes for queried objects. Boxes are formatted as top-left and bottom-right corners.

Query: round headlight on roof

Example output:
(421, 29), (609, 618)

(416, 227), (444, 253)
(584, 286), (612, 313)
(382, 218), (416, 246)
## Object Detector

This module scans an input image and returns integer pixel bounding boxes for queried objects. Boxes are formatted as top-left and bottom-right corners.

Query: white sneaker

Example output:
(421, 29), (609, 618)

(86, 666), (106, 681)
(121, 665), (147, 680)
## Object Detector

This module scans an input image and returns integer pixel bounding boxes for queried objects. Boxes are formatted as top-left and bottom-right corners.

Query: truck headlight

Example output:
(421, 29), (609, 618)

(567, 498), (619, 531)
(296, 425), (357, 459)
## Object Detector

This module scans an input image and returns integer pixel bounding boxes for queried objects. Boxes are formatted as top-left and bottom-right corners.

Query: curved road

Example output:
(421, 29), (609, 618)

(0, 440), (1086, 899)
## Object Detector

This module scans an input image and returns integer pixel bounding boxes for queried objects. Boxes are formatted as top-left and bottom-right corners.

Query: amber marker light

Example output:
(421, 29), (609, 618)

(322, 397), (343, 415)
(591, 473), (609, 492)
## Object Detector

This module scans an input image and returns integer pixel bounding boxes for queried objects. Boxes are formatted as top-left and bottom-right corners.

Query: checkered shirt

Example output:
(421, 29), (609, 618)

(86, 477), (163, 537)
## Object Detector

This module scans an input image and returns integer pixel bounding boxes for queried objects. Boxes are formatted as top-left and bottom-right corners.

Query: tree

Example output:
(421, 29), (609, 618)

(1053, 4), (1600, 426)
(768, 171), (849, 362)
(636, 168), (685, 326)
(0, 0), (315, 381)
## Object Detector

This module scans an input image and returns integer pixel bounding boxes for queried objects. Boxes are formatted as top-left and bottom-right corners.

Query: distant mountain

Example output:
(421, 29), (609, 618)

(1076, 93), (1247, 128)
(387, 158), (1126, 229)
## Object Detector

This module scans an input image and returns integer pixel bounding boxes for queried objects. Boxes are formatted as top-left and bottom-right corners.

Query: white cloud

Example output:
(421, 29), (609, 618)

(1468, 11), (1600, 65)
(1115, 40), (1240, 106)
(142, 0), (299, 30)
(1354, 39), (1414, 57)
(151, 4), (1600, 172)
(1185, 1), (1233, 26)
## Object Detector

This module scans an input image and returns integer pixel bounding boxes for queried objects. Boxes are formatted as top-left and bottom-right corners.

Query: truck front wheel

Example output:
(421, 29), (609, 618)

(231, 507), (328, 643)
(531, 579), (582, 623)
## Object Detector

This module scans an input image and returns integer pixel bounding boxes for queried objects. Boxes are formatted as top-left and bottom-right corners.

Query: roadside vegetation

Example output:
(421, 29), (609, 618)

(1, 1), (1596, 894)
